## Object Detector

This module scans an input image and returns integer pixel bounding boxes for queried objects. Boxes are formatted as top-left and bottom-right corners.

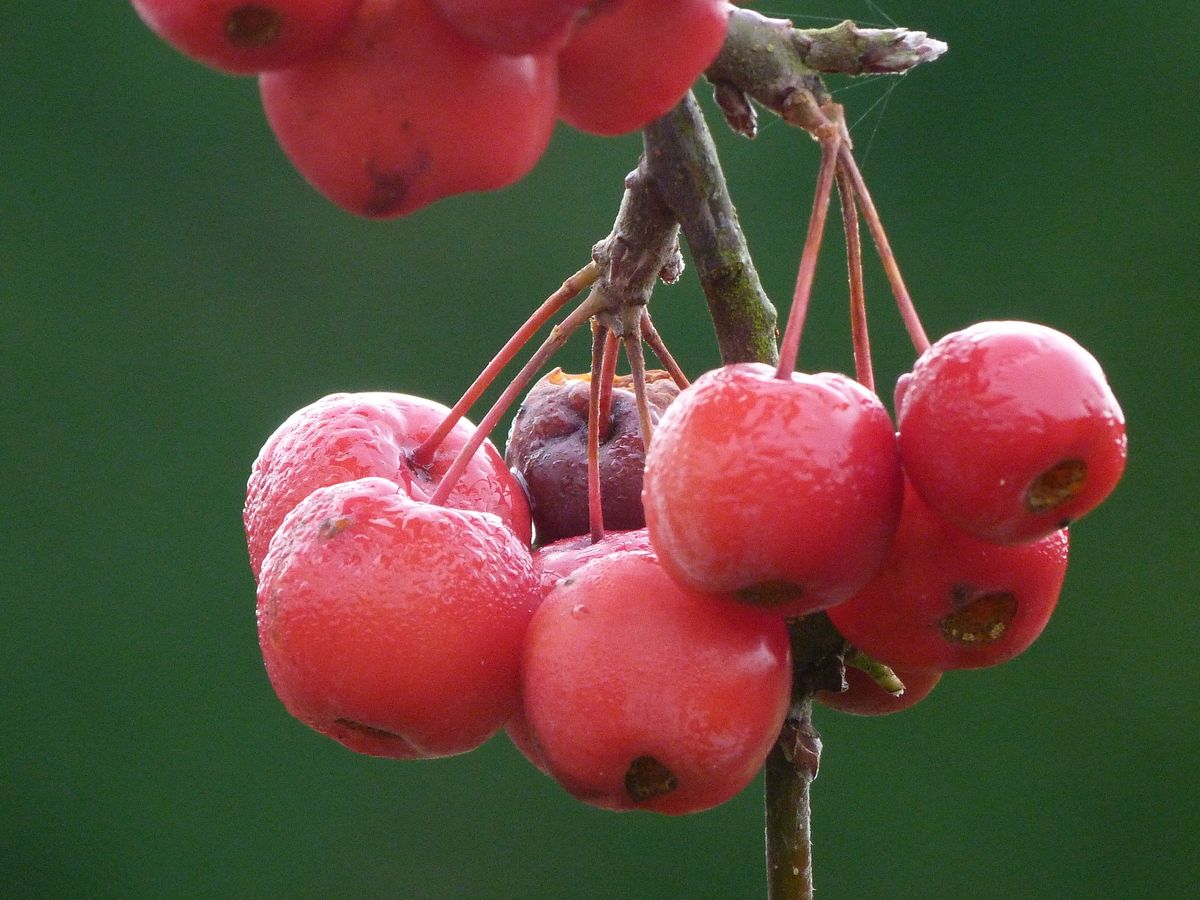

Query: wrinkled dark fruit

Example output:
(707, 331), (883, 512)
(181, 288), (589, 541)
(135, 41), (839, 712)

(506, 368), (679, 543)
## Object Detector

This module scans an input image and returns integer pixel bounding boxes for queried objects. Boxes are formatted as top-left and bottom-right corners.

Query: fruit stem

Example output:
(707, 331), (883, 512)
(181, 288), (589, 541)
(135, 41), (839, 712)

(597, 329), (621, 441)
(623, 324), (655, 451)
(844, 649), (905, 697)
(587, 323), (609, 544)
(765, 700), (820, 900)
(640, 313), (690, 390)
(413, 261), (600, 467)
(835, 145), (931, 355)
(838, 167), (875, 392)
(776, 128), (841, 380)
(428, 292), (606, 508)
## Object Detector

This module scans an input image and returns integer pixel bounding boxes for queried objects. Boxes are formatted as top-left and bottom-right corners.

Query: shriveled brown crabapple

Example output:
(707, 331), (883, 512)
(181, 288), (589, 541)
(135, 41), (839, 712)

(897, 320), (1126, 544)
(643, 362), (903, 617)
(505, 368), (679, 543)
(244, 391), (531, 579)
(259, 0), (557, 217)
(520, 549), (791, 813)
(257, 476), (540, 758)
(827, 482), (1070, 671)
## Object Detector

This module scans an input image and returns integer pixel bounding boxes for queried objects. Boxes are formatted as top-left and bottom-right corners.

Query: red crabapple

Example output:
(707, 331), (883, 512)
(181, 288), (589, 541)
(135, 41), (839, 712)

(244, 392), (531, 579)
(814, 663), (941, 717)
(827, 481), (1070, 671)
(505, 369), (680, 543)
(520, 550), (791, 813)
(130, 0), (362, 74)
(556, 0), (732, 135)
(428, 0), (588, 55)
(506, 527), (654, 771)
(643, 362), (903, 618)
(897, 320), (1126, 544)
(257, 476), (540, 758)
(259, 0), (557, 218)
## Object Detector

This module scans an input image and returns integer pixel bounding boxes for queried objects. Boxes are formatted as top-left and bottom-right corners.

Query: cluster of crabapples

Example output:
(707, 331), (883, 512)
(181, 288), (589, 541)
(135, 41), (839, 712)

(246, 316), (1126, 815)
(130, 0), (733, 216)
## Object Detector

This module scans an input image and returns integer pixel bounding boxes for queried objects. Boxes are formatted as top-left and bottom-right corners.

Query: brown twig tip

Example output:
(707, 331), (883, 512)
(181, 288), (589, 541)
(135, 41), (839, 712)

(793, 21), (948, 76)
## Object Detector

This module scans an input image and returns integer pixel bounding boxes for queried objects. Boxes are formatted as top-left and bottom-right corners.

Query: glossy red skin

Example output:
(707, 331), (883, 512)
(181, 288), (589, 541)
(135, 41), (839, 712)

(259, 0), (558, 218)
(897, 320), (1126, 544)
(506, 528), (653, 771)
(257, 477), (540, 758)
(520, 551), (791, 813)
(557, 0), (731, 135)
(244, 392), (531, 579)
(131, 0), (362, 74)
(428, 0), (587, 54)
(815, 664), (941, 716)
(505, 369), (679, 543)
(827, 482), (1070, 671)
(643, 363), (903, 617)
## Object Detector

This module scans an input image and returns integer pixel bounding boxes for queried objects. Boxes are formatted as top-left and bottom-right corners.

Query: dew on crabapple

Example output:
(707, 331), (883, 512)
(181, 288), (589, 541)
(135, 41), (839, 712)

(643, 362), (903, 618)
(505, 368), (679, 543)
(519, 549), (792, 813)
(897, 320), (1126, 544)
(257, 476), (540, 758)
(244, 391), (531, 579)
(130, 0), (363, 74)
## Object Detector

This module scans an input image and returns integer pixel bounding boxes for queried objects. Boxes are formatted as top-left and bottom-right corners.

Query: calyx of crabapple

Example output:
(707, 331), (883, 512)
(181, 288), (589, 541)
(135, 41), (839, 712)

(244, 391), (531, 579)
(643, 362), (903, 617)
(257, 477), (541, 758)
(505, 367), (679, 543)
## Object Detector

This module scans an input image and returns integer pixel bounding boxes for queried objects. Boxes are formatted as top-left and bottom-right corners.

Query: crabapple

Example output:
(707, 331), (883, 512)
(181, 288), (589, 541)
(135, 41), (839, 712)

(130, 0), (362, 74)
(259, 0), (557, 217)
(897, 320), (1126, 544)
(556, 0), (732, 135)
(827, 482), (1070, 671)
(506, 527), (653, 771)
(505, 368), (679, 543)
(257, 476), (540, 757)
(428, 0), (587, 55)
(244, 391), (531, 579)
(815, 663), (941, 716)
(643, 362), (903, 617)
(520, 550), (791, 813)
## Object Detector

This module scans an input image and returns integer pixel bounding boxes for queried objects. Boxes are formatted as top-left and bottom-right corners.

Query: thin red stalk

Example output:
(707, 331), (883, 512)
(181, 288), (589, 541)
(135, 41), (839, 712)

(597, 329), (621, 441)
(835, 145), (931, 355)
(623, 326), (655, 451)
(428, 293), (605, 507)
(837, 167), (874, 392)
(587, 323), (608, 544)
(413, 261), (600, 466)
(640, 313), (690, 389)
(776, 137), (841, 380)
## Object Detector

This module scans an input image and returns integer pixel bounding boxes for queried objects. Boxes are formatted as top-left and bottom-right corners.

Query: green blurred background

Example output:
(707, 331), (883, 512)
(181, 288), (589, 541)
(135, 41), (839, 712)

(3, 2), (1197, 897)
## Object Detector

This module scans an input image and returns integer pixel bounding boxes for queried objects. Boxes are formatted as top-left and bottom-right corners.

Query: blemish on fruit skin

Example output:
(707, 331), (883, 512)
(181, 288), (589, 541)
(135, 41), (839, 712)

(225, 5), (282, 48)
(939, 587), (1017, 644)
(625, 755), (677, 802)
(318, 516), (352, 539)
(1027, 458), (1087, 513)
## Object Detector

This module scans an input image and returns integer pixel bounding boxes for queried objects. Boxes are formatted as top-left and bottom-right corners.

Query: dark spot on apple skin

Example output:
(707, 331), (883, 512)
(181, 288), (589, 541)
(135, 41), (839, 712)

(226, 5), (282, 48)
(625, 755), (677, 802)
